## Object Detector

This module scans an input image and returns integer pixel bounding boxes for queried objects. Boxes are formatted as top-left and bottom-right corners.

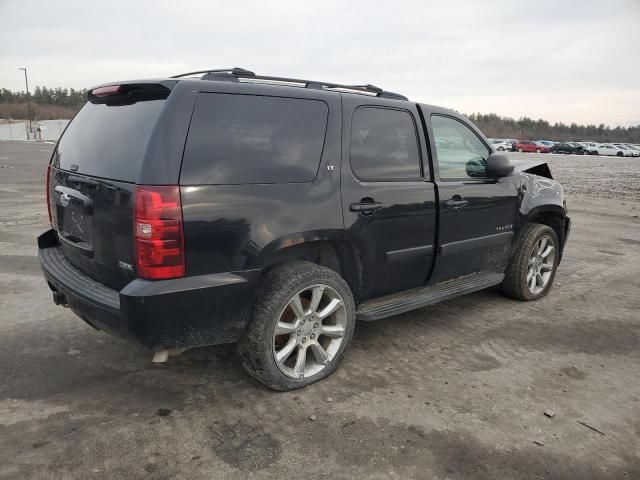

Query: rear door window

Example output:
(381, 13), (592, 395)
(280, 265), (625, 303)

(54, 99), (166, 182)
(181, 93), (328, 185)
(349, 107), (422, 181)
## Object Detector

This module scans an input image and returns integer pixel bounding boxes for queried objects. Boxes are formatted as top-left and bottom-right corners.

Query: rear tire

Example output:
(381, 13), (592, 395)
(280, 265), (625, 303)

(536, 149), (541, 153)
(501, 223), (559, 301)
(518, 148), (523, 152)
(238, 261), (356, 391)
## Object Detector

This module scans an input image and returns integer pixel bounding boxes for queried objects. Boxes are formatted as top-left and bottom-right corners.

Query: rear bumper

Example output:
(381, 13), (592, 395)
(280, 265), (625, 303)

(38, 229), (260, 349)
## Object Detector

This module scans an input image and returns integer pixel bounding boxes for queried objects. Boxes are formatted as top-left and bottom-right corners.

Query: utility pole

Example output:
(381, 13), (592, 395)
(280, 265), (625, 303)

(18, 67), (32, 138)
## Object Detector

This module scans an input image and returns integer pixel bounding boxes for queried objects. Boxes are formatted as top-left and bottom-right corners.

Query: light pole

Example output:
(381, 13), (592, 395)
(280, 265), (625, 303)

(18, 67), (32, 138)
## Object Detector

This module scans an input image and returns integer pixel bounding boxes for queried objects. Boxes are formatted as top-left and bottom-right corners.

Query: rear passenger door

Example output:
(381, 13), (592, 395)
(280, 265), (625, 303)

(426, 113), (519, 284)
(341, 97), (437, 298)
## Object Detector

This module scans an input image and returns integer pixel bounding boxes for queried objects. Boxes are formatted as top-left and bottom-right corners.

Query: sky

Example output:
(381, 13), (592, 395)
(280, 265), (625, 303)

(1, 0), (639, 126)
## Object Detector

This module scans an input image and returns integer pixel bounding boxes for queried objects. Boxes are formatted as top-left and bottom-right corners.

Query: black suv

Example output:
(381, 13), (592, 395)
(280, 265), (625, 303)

(550, 142), (586, 155)
(38, 68), (570, 390)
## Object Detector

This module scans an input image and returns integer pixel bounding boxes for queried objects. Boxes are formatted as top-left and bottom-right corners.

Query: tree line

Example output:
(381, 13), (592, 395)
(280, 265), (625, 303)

(468, 113), (640, 143)
(1, 86), (639, 142)
(1, 86), (86, 108)
(0, 86), (86, 120)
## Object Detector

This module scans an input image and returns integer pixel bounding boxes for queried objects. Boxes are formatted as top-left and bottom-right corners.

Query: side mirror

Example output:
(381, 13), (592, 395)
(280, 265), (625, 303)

(486, 153), (514, 178)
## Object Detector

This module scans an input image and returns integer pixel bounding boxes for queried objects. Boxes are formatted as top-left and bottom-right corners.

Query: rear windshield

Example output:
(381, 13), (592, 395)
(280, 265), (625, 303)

(181, 93), (328, 185)
(53, 99), (165, 182)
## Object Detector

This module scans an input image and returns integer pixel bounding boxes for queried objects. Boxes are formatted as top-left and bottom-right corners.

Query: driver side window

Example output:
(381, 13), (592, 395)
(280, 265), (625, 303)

(431, 115), (490, 179)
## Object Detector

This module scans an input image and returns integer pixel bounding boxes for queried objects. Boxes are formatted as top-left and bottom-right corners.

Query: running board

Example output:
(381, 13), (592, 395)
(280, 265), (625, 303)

(356, 272), (504, 321)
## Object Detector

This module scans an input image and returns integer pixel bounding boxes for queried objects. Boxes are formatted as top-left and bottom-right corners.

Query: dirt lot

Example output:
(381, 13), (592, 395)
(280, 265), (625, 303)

(0, 141), (639, 479)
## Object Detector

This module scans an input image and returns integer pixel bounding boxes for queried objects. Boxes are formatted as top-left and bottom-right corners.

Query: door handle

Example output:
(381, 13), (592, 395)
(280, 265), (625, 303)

(350, 201), (383, 214)
(444, 198), (468, 210)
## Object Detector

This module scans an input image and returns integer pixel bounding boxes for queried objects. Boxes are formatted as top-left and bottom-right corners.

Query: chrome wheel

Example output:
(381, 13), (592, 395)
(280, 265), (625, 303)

(527, 235), (555, 295)
(272, 284), (347, 379)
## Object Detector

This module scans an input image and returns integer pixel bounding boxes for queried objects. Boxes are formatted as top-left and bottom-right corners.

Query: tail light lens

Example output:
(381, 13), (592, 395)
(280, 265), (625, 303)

(134, 186), (185, 280)
(45, 165), (52, 225)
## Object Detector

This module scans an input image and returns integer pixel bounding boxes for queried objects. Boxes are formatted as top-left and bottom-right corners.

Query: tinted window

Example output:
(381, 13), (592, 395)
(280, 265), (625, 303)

(181, 93), (328, 185)
(431, 115), (490, 179)
(54, 100), (165, 182)
(350, 107), (421, 181)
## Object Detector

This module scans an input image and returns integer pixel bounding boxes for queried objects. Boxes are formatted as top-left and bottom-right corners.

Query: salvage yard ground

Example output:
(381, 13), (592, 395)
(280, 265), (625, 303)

(0, 141), (639, 479)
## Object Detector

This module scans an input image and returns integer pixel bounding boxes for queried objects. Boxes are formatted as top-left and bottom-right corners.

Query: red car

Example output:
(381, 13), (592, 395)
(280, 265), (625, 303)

(512, 141), (549, 153)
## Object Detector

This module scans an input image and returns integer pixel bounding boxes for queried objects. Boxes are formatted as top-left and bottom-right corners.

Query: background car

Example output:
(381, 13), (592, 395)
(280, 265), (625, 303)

(624, 144), (640, 156)
(550, 142), (586, 154)
(513, 140), (550, 153)
(579, 142), (598, 152)
(536, 140), (556, 149)
(589, 144), (626, 156)
(568, 142), (590, 153)
(614, 144), (638, 157)
(489, 138), (513, 151)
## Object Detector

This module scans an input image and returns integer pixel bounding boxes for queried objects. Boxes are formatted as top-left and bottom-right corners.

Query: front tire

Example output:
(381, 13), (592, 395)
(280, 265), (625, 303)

(501, 223), (559, 301)
(238, 261), (356, 391)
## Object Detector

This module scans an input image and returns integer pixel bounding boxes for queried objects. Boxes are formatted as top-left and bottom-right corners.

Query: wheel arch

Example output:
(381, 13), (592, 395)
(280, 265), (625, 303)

(255, 235), (365, 302)
(523, 206), (568, 259)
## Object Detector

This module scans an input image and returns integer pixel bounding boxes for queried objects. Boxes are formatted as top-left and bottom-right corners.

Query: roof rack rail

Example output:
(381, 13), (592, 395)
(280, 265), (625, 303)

(170, 68), (408, 100)
(171, 68), (255, 79)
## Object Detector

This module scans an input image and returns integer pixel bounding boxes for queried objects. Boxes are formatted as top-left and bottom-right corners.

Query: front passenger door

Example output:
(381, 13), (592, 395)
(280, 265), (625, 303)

(428, 113), (520, 284)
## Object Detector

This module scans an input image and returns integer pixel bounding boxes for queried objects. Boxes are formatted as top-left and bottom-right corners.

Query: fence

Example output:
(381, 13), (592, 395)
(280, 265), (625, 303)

(0, 120), (69, 141)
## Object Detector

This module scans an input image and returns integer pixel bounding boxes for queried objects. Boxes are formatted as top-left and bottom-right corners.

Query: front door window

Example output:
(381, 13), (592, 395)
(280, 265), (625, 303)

(431, 115), (490, 180)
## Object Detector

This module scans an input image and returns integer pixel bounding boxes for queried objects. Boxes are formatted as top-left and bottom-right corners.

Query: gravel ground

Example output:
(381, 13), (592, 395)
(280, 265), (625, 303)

(538, 153), (640, 201)
(0, 142), (639, 479)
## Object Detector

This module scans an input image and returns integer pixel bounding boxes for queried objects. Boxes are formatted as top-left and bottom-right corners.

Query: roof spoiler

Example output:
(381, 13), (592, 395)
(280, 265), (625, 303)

(87, 83), (171, 105)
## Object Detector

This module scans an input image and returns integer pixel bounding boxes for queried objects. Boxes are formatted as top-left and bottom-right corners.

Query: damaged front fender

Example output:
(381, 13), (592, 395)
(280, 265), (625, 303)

(512, 163), (570, 258)
(510, 159), (565, 217)
(519, 173), (565, 217)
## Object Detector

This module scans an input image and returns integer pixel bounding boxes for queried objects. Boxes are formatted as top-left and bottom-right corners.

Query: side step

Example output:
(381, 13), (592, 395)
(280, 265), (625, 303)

(356, 272), (504, 321)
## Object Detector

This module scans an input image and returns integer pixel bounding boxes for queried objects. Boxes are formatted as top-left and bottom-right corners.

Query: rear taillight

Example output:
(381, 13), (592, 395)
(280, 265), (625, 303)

(46, 165), (52, 225)
(134, 186), (185, 280)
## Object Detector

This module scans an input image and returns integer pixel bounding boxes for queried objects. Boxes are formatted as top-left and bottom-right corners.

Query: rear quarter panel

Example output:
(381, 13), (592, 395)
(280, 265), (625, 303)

(179, 85), (343, 275)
